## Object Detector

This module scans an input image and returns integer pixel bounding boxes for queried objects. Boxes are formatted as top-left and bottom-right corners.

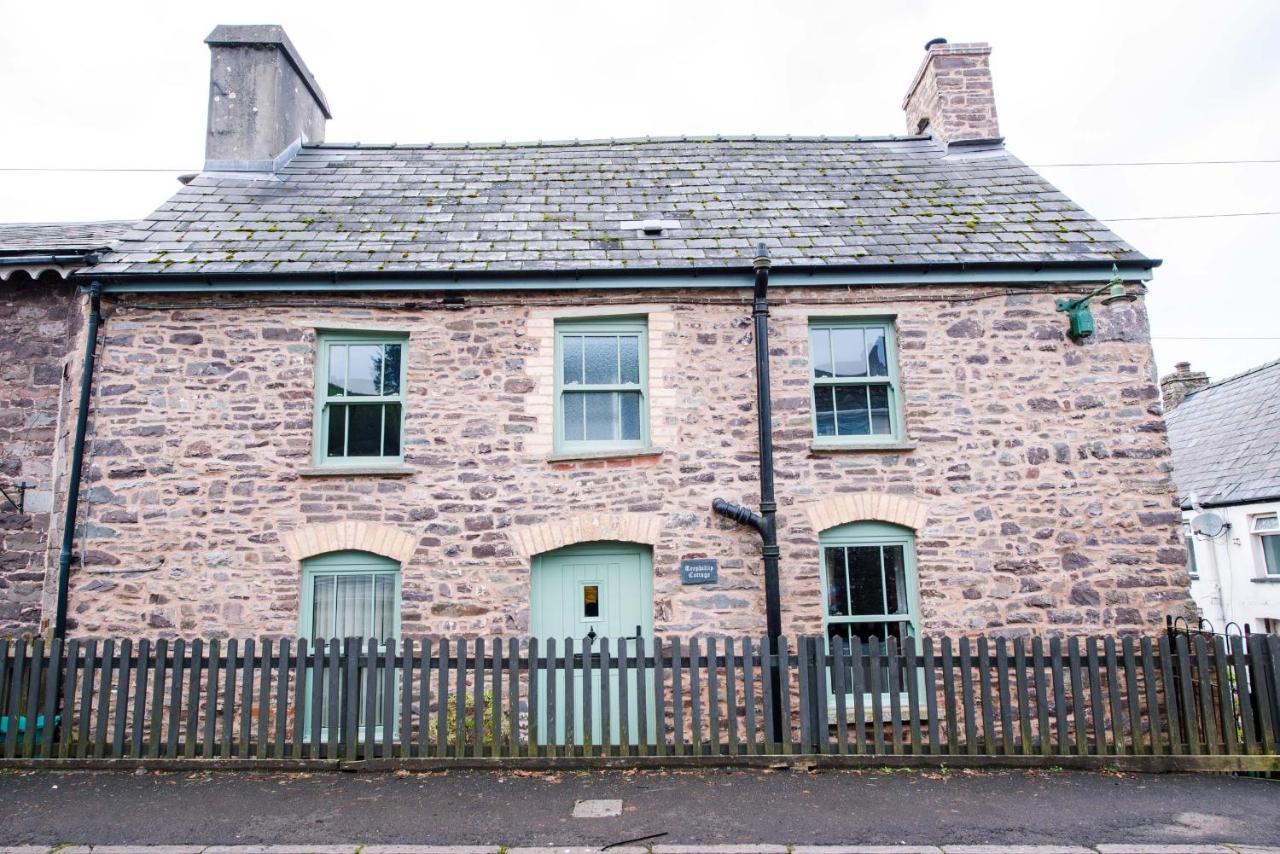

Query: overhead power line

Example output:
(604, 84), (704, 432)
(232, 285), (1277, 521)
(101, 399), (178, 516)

(1030, 158), (1280, 167)
(1100, 211), (1280, 222)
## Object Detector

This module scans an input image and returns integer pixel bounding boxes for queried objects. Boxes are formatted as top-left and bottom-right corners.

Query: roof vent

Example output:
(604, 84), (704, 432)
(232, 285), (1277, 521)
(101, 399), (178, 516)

(621, 218), (681, 236)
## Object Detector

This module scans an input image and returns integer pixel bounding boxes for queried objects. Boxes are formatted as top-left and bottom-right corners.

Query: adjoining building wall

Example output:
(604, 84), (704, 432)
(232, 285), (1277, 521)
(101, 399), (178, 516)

(55, 282), (1192, 639)
(1185, 498), (1280, 633)
(0, 274), (80, 634)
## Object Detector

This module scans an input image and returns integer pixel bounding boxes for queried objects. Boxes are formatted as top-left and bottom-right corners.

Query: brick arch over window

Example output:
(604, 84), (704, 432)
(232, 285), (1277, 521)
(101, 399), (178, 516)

(281, 521), (417, 564)
(804, 493), (930, 533)
(508, 512), (662, 560)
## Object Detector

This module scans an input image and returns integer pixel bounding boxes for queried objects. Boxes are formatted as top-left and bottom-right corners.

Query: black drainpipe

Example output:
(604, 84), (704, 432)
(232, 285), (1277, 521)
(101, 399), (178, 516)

(53, 281), (103, 640)
(712, 244), (782, 740)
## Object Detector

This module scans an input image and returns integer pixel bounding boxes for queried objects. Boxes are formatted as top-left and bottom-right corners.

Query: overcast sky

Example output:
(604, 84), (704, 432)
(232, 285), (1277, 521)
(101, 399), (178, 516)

(2, 0), (1277, 381)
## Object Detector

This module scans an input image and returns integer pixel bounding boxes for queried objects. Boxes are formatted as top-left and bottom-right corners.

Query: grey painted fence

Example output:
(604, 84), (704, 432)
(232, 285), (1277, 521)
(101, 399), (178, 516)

(1, 633), (1278, 767)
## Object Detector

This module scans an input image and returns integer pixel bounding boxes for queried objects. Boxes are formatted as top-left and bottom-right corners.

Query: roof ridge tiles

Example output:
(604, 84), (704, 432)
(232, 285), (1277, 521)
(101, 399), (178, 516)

(303, 133), (932, 152)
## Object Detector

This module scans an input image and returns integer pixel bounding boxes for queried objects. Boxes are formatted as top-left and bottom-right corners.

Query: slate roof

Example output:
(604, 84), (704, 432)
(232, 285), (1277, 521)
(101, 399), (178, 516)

(1166, 358), (1280, 507)
(92, 136), (1148, 276)
(0, 221), (134, 255)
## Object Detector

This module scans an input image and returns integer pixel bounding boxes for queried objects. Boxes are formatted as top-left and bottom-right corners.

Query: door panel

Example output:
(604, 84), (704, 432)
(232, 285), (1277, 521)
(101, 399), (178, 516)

(530, 543), (654, 746)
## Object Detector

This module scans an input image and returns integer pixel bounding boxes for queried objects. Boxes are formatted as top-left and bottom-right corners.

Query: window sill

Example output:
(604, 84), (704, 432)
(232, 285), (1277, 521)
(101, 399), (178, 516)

(810, 441), (917, 453)
(547, 446), (664, 464)
(1250, 577), (1280, 584)
(298, 465), (415, 478)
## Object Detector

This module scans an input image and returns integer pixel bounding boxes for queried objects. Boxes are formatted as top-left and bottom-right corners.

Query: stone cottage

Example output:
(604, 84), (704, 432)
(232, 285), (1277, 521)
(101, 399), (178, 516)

(1, 26), (1192, 648)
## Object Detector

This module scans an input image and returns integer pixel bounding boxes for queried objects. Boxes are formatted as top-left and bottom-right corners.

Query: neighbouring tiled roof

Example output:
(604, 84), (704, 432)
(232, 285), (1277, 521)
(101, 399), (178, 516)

(1166, 358), (1280, 507)
(0, 221), (134, 255)
(92, 136), (1148, 276)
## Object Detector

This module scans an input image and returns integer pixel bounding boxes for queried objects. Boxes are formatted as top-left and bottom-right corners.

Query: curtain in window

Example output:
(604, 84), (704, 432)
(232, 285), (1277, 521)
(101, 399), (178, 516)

(310, 573), (396, 641)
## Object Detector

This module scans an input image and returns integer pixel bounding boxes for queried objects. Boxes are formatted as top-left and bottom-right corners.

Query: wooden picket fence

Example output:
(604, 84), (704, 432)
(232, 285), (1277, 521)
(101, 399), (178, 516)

(1, 633), (1278, 769)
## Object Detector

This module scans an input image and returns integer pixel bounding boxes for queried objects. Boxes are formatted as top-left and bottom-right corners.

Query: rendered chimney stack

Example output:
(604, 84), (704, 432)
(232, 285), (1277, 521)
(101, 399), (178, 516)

(1160, 361), (1211, 411)
(204, 25), (332, 171)
(902, 39), (1001, 148)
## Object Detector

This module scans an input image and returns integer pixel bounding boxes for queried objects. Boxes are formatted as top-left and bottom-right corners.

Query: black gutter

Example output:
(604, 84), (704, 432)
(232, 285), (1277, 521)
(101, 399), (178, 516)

(712, 244), (783, 741)
(76, 256), (1163, 288)
(53, 281), (103, 640)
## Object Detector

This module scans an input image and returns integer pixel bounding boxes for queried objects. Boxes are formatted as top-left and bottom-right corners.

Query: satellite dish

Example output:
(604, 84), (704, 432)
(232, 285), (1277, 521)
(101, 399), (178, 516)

(1190, 512), (1228, 538)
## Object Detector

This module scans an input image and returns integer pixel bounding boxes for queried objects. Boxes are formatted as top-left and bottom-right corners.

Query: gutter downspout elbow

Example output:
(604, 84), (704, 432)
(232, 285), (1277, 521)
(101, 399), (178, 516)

(53, 280), (103, 640)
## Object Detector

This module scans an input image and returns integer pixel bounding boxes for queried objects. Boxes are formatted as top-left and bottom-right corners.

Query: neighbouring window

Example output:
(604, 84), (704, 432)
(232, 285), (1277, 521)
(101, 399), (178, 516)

(1253, 514), (1280, 575)
(808, 319), (902, 444)
(314, 332), (407, 466)
(301, 551), (401, 735)
(555, 317), (648, 453)
(1184, 523), (1199, 579)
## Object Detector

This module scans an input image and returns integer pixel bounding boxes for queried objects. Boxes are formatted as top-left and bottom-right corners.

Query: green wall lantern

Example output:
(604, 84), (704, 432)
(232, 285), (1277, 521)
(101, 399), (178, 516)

(1054, 265), (1136, 342)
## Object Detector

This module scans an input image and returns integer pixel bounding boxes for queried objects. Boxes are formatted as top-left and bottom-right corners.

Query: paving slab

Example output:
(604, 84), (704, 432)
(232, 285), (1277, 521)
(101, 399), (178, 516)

(1095, 847), (1235, 853)
(571, 799), (624, 818)
(793, 848), (944, 854)
(942, 848), (1093, 854)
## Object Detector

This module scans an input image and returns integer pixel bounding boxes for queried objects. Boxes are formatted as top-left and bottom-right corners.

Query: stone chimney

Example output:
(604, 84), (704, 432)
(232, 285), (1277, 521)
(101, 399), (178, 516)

(1160, 361), (1211, 411)
(902, 39), (1001, 148)
(204, 25), (331, 171)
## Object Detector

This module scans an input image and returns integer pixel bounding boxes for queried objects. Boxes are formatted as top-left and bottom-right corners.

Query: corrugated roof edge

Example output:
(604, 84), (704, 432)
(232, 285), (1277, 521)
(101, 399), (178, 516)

(302, 134), (934, 151)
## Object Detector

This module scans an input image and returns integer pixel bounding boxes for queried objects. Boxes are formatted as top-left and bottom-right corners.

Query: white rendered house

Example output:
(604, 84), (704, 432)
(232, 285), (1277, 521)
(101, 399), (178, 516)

(1163, 359), (1280, 634)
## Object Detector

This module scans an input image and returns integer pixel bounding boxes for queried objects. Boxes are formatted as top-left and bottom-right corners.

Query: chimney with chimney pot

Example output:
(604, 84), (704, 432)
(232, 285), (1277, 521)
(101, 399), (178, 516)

(902, 39), (1001, 149)
(1160, 361), (1211, 411)
(204, 25), (331, 172)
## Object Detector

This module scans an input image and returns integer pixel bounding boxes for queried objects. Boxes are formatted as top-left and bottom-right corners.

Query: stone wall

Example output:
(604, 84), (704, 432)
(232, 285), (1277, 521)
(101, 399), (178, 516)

(57, 282), (1193, 639)
(0, 274), (78, 634)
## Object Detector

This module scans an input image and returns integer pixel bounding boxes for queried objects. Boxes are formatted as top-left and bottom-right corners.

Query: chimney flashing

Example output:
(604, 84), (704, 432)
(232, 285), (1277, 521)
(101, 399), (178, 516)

(204, 135), (305, 174)
(205, 25), (331, 119)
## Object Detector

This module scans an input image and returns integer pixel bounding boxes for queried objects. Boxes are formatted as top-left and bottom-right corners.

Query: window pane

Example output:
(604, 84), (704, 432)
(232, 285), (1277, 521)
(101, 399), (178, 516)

(619, 391), (642, 440)
(345, 344), (382, 396)
(379, 344), (402, 396)
(583, 584), (600, 619)
(1185, 537), (1198, 575)
(851, 621), (889, 647)
(382, 403), (401, 457)
(883, 545), (908, 615)
(814, 386), (836, 436)
(868, 385), (892, 434)
(810, 328), (833, 378)
(562, 335), (584, 385)
(327, 405), (347, 457)
(347, 405), (383, 456)
(312, 576), (336, 639)
(374, 574), (396, 641)
(585, 336), (619, 384)
(327, 345), (348, 396)
(835, 385), (870, 435)
(1256, 516), (1280, 532)
(847, 546), (886, 616)
(866, 328), (888, 376)
(584, 392), (615, 440)
(1264, 535), (1280, 575)
(827, 622), (852, 652)
(619, 335), (641, 384)
(563, 392), (585, 441)
(832, 328), (867, 378)
(825, 547), (849, 617)
(335, 574), (374, 638)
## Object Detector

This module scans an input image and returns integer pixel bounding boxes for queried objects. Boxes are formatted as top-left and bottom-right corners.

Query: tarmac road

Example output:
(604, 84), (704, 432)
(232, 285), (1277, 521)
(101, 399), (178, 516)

(1, 768), (1277, 848)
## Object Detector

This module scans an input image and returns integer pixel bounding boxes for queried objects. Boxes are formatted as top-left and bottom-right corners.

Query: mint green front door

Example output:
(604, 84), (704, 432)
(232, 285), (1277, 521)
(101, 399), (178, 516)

(530, 542), (654, 746)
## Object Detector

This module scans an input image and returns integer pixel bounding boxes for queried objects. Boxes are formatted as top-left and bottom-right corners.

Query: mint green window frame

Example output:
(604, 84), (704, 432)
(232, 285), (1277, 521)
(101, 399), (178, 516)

(553, 317), (649, 454)
(313, 331), (408, 467)
(819, 521), (920, 706)
(808, 318), (904, 445)
(299, 550), (402, 738)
